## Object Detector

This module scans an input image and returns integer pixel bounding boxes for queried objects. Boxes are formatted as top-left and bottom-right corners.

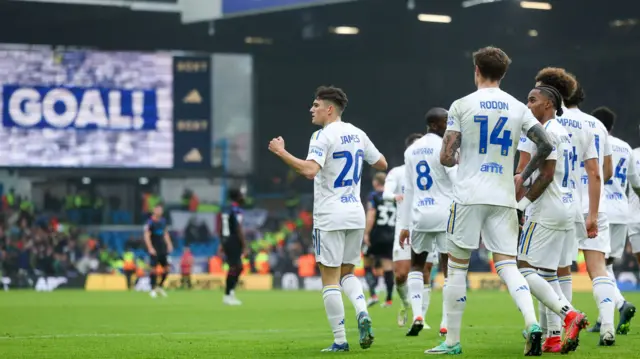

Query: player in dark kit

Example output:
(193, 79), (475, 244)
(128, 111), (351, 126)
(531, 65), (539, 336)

(218, 189), (247, 306)
(144, 204), (174, 298)
(364, 172), (397, 307)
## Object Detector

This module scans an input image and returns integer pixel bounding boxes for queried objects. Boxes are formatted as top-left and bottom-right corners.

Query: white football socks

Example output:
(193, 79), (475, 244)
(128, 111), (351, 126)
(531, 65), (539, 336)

(444, 260), (468, 346)
(441, 277), (448, 330)
(592, 276), (616, 330)
(340, 274), (368, 315)
(558, 274), (572, 303)
(322, 285), (346, 344)
(606, 264), (625, 310)
(407, 271), (424, 320)
(496, 260), (537, 328)
(396, 281), (410, 308)
(519, 268), (571, 318)
(422, 284), (432, 319)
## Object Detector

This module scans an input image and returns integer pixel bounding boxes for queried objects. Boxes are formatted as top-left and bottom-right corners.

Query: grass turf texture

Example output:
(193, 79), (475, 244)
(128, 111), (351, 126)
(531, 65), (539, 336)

(1, 290), (639, 358)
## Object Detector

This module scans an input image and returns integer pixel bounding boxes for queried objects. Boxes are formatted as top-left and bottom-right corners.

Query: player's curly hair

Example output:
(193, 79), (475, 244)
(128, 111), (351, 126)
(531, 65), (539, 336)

(315, 86), (348, 112)
(591, 106), (616, 132)
(473, 46), (512, 81)
(534, 68), (578, 102)
(564, 82), (585, 107)
(405, 133), (423, 149)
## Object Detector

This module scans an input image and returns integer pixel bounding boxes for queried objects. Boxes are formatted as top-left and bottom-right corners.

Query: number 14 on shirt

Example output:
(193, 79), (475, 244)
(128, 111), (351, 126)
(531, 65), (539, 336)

(473, 116), (512, 156)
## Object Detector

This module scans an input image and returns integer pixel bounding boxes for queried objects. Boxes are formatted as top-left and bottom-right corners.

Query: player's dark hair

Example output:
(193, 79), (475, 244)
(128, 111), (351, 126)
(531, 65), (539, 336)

(315, 86), (348, 113)
(405, 133), (423, 149)
(373, 172), (386, 186)
(591, 106), (616, 132)
(535, 85), (564, 117)
(534, 68), (577, 102)
(228, 188), (243, 203)
(425, 107), (448, 126)
(472, 46), (512, 82)
(564, 83), (585, 107)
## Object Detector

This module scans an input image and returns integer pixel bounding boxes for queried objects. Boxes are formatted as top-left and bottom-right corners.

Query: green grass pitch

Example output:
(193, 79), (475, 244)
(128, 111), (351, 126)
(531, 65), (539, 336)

(1, 290), (639, 358)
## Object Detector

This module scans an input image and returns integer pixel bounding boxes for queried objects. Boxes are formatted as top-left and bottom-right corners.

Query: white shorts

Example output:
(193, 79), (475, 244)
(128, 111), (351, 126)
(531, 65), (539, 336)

(518, 221), (574, 270)
(412, 231), (446, 255)
(608, 223), (628, 259)
(447, 203), (519, 256)
(392, 226), (411, 262)
(629, 222), (640, 236)
(312, 228), (364, 267)
(427, 251), (439, 264)
(630, 233), (640, 254)
(578, 213), (611, 254)
(560, 226), (578, 267)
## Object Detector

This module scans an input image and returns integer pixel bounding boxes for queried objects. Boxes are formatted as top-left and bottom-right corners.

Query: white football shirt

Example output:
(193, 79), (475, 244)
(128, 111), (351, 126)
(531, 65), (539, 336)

(447, 88), (538, 208)
(383, 165), (406, 222)
(400, 133), (456, 232)
(553, 107), (599, 222)
(306, 121), (382, 231)
(628, 148), (640, 225)
(604, 136), (633, 224)
(517, 119), (574, 230)
(572, 109), (611, 215)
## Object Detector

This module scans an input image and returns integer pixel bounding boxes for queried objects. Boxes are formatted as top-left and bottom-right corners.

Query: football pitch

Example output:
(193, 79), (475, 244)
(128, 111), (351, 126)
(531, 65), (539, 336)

(1, 290), (639, 358)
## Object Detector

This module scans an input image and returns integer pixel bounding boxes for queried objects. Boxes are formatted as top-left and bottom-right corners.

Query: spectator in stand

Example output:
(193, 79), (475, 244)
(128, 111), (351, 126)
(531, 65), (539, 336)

(180, 247), (194, 289)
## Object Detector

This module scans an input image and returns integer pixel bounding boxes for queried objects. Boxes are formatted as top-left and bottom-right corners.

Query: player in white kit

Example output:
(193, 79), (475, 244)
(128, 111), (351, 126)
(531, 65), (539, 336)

(425, 47), (552, 356)
(383, 132), (424, 327)
(516, 70), (590, 347)
(560, 82), (620, 346)
(590, 106), (638, 334)
(268, 86), (387, 352)
(516, 85), (589, 354)
(628, 139), (640, 267)
(627, 125), (640, 265)
(399, 107), (457, 339)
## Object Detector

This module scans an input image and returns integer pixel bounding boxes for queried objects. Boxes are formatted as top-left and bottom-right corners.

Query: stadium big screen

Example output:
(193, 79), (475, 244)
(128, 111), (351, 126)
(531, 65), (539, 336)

(0, 46), (174, 168)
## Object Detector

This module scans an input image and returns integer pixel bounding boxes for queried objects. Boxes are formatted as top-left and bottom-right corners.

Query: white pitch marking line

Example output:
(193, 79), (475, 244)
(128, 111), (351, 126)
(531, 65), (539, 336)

(0, 325), (521, 340)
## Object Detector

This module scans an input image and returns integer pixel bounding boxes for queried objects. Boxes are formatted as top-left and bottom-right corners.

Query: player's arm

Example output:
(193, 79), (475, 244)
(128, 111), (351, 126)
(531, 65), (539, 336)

(516, 151), (531, 174)
(603, 132), (614, 183)
(382, 169), (399, 201)
(582, 130), (601, 217)
(163, 227), (174, 253)
(516, 136), (535, 200)
(372, 156), (387, 171)
(400, 156), (414, 231)
(516, 135), (534, 174)
(236, 213), (247, 253)
(364, 196), (376, 246)
(143, 222), (155, 255)
(628, 152), (640, 197)
(363, 134), (387, 171)
(271, 141), (321, 180)
(521, 160), (556, 206)
(440, 131), (461, 167)
(520, 124), (553, 183)
(440, 101), (462, 167)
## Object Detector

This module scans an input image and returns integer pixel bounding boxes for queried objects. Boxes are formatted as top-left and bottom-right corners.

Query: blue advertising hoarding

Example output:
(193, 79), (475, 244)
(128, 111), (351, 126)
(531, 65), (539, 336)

(222, 0), (356, 17)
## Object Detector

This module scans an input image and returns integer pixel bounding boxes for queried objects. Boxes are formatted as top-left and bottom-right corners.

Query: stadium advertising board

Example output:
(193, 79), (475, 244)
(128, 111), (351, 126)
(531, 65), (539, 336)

(173, 56), (212, 169)
(85, 273), (272, 291)
(1, 274), (87, 291)
(0, 47), (213, 169)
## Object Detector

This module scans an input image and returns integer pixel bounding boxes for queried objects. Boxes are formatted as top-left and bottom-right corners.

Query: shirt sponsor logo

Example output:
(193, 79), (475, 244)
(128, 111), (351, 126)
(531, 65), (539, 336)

(480, 162), (504, 174)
